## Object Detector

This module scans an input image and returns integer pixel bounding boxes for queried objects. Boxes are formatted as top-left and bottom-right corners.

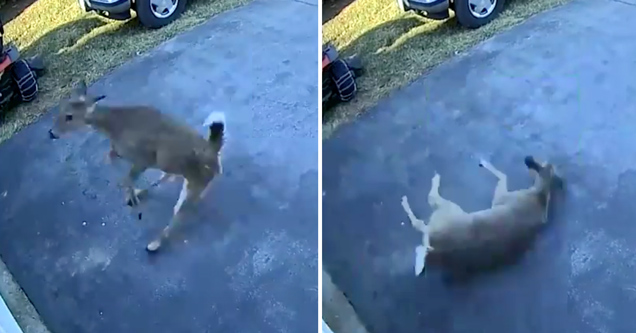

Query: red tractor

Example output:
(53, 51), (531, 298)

(322, 44), (363, 112)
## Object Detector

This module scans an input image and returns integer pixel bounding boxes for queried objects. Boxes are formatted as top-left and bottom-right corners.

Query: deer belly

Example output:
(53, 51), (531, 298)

(428, 218), (540, 270)
(114, 145), (158, 166)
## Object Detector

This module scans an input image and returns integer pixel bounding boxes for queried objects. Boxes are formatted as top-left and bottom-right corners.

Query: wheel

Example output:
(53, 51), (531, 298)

(396, 0), (410, 12)
(322, 74), (337, 111)
(453, 0), (505, 29)
(135, 0), (187, 29)
(26, 56), (46, 77)
(78, 0), (87, 12)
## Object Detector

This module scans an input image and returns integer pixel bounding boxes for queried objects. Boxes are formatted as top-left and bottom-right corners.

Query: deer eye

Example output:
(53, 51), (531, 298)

(65, 114), (73, 121)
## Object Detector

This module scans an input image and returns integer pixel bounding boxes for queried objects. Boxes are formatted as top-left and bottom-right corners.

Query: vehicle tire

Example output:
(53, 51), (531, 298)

(77, 0), (87, 12)
(396, 0), (408, 12)
(453, 0), (505, 29)
(135, 0), (187, 29)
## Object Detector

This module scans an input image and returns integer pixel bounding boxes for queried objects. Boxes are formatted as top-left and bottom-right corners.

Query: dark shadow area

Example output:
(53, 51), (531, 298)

(0, 0), (243, 133)
(0, 15), (168, 130)
(322, 0), (357, 24)
(0, 0), (39, 24)
(322, 15), (437, 122)
(0, 16), (106, 118)
(322, 0), (565, 132)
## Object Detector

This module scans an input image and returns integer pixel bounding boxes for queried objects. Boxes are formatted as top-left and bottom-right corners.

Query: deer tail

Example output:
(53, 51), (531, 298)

(204, 112), (226, 152)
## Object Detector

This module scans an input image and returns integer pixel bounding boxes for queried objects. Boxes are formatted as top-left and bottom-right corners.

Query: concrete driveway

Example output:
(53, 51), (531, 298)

(322, 0), (636, 332)
(0, 0), (318, 332)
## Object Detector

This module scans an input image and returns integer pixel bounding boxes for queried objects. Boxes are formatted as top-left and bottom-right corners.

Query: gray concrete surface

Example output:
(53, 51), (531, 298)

(322, 269), (369, 333)
(0, 291), (23, 333)
(322, 0), (636, 332)
(0, 259), (48, 333)
(0, 0), (318, 332)
(322, 320), (334, 333)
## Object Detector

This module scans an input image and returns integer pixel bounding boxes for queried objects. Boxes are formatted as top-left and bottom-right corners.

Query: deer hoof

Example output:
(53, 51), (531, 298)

(126, 193), (141, 207)
(431, 173), (441, 185)
(146, 240), (161, 252)
(106, 150), (120, 164)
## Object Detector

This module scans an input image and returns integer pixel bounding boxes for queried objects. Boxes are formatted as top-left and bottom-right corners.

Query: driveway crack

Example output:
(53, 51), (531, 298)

(291, 0), (317, 7)
(610, 0), (636, 7)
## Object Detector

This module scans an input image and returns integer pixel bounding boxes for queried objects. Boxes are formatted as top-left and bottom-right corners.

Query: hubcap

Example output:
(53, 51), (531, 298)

(468, 0), (496, 18)
(150, 0), (178, 19)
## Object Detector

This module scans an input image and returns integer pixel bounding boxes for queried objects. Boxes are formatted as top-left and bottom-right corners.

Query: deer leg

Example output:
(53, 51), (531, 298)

(427, 172), (464, 214)
(148, 172), (178, 189)
(156, 172), (177, 185)
(401, 193), (436, 276)
(401, 195), (427, 233)
(123, 165), (146, 207)
(427, 173), (443, 208)
(132, 172), (177, 200)
(401, 196), (433, 276)
(146, 179), (203, 252)
(105, 145), (121, 164)
(479, 158), (509, 207)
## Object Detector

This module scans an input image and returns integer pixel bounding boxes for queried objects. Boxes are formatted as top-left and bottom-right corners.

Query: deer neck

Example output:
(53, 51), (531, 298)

(532, 175), (550, 193)
(530, 176), (551, 210)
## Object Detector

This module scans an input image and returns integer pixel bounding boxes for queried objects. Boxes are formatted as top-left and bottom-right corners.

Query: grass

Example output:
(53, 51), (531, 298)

(322, 0), (570, 138)
(0, 0), (252, 143)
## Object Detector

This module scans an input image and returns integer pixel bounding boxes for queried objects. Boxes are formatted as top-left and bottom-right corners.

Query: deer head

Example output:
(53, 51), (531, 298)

(49, 80), (105, 139)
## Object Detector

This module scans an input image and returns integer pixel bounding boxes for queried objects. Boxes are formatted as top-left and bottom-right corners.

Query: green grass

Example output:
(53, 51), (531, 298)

(322, 0), (569, 138)
(0, 0), (252, 143)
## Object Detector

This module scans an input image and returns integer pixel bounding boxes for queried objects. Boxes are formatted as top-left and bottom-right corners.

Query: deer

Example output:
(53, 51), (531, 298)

(401, 156), (563, 279)
(49, 81), (226, 253)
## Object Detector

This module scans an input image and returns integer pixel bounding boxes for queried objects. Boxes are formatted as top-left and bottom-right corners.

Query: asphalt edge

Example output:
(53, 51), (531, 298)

(0, 258), (50, 333)
(322, 269), (370, 333)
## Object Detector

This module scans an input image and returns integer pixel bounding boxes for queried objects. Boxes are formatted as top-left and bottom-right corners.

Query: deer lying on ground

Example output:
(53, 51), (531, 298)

(49, 81), (226, 252)
(401, 156), (563, 278)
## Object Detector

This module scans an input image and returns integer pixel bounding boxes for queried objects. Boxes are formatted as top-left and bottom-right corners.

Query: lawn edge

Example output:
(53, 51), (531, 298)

(0, 0), (255, 145)
(321, 0), (572, 140)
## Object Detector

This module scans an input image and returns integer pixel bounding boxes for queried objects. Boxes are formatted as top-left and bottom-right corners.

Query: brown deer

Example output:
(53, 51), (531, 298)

(49, 81), (226, 252)
(401, 156), (563, 277)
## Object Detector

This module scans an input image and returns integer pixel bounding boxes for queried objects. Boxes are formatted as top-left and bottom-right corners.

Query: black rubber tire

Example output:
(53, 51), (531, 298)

(453, 0), (505, 29)
(26, 56), (45, 73)
(135, 0), (187, 29)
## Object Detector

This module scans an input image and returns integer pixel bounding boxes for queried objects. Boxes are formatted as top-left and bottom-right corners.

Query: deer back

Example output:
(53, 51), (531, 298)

(91, 105), (209, 170)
